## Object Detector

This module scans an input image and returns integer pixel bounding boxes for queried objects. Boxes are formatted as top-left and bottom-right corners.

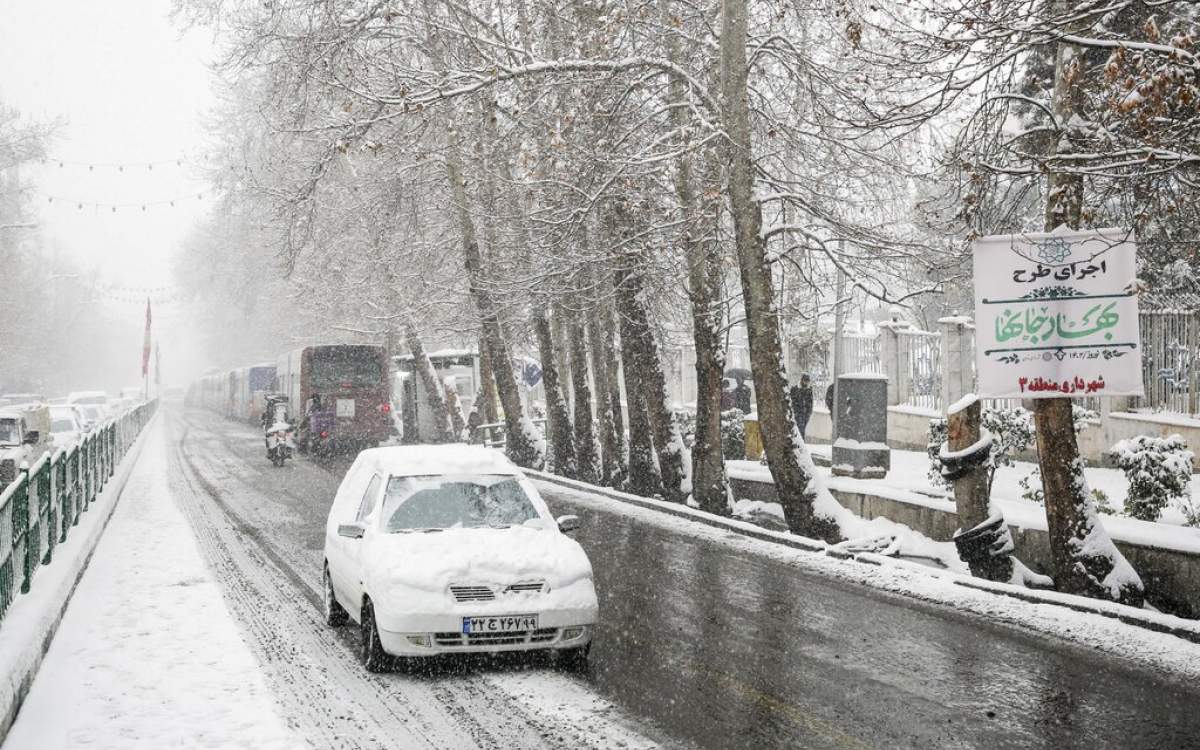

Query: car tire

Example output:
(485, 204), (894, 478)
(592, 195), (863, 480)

(360, 599), (389, 673)
(323, 565), (349, 627)
(556, 644), (590, 673)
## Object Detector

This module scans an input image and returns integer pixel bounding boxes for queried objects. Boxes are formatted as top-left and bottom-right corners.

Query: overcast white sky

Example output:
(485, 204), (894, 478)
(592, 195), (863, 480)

(0, 1), (218, 387)
(0, 0), (214, 287)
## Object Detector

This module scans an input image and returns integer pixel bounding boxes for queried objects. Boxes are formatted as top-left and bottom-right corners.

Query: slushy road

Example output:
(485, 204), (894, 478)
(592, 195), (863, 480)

(170, 406), (1199, 749)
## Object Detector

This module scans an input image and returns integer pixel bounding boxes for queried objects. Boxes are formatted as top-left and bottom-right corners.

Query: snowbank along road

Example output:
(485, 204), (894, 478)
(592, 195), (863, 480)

(166, 405), (1199, 749)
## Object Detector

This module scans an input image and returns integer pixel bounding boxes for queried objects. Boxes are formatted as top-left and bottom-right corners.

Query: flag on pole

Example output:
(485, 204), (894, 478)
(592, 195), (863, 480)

(142, 298), (152, 377)
(155, 342), (161, 387)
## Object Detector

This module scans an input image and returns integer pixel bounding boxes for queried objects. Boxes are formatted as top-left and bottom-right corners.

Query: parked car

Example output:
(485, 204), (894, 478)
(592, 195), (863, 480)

(0, 405), (52, 488)
(75, 404), (105, 432)
(48, 405), (86, 449)
(0, 393), (44, 407)
(322, 444), (598, 672)
(67, 391), (109, 410)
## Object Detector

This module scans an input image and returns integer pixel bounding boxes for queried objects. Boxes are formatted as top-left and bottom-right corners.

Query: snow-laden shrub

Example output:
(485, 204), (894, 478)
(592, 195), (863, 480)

(1015, 404), (1097, 503)
(927, 406), (1035, 491)
(675, 410), (697, 449)
(1019, 467), (1113, 513)
(1110, 435), (1194, 522)
(720, 408), (746, 460)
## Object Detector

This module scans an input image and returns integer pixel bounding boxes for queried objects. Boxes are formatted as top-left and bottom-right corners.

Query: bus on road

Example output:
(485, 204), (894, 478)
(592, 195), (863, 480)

(276, 345), (391, 453)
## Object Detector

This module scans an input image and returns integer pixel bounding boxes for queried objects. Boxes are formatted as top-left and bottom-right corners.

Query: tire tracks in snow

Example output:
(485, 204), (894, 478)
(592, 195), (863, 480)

(164, 408), (662, 750)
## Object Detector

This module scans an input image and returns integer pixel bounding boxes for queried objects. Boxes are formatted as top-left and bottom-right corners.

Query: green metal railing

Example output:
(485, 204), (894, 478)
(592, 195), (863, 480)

(0, 400), (156, 625)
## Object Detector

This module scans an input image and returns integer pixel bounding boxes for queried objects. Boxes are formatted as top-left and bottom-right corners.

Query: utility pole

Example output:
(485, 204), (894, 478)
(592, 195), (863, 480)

(831, 240), (846, 440)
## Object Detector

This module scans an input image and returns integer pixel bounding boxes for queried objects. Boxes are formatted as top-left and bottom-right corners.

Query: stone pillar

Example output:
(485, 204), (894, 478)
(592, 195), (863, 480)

(878, 323), (901, 406)
(878, 314), (911, 407)
(831, 373), (890, 478)
(939, 316), (975, 410)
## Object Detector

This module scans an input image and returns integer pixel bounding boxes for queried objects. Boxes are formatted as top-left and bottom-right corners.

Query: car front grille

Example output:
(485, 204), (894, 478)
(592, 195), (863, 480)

(449, 585), (495, 602)
(449, 580), (548, 602)
(433, 628), (559, 647)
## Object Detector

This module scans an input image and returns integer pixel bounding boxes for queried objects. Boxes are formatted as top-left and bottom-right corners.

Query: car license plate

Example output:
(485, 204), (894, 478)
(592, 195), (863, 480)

(462, 614), (538, 634)
(336, 399), (355, 418)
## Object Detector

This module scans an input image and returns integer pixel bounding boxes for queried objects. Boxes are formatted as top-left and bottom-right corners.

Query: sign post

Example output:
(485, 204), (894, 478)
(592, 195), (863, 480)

(972, 227), (1143, 400)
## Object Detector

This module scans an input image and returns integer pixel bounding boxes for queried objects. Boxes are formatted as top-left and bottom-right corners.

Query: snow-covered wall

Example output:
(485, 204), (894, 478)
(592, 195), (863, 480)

(729, 474), (1200, 619)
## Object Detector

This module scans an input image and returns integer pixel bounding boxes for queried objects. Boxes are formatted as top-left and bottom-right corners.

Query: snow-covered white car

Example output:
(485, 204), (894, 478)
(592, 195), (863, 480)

(323, 445), (598, 672)
(48, 405), (86, 449)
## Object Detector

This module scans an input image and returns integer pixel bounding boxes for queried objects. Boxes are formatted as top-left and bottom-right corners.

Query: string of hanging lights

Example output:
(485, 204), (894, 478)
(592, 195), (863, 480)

(38, 155), (200, 172)
(42, 192), (209, 212)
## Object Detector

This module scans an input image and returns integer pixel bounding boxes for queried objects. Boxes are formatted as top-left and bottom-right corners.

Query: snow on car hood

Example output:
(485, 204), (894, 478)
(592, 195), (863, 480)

(364, 525), (593, 594)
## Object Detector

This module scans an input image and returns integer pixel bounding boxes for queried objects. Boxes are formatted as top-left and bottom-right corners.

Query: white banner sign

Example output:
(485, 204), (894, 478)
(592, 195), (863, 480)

(972, 227), (1144, 399)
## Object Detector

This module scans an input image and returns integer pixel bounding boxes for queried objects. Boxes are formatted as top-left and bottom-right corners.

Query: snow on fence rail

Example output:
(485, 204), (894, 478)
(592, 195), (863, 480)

(0, 401), (156, 625)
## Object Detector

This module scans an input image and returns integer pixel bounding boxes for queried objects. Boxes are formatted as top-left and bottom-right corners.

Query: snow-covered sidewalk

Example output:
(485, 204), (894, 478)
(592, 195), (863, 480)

(2, 419), (296, 750)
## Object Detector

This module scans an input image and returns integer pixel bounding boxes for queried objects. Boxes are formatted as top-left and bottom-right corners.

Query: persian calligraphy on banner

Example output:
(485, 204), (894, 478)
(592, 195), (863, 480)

(972, 227), (1144, 399)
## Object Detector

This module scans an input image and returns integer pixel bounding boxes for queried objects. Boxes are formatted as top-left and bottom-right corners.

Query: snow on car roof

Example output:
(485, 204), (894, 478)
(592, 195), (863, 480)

(67, 391), (108, 402)
(355, 444), (521, 478)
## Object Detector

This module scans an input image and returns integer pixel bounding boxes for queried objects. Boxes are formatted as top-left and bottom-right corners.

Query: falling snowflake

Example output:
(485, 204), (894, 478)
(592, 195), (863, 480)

(1036, 238), (1072, 264)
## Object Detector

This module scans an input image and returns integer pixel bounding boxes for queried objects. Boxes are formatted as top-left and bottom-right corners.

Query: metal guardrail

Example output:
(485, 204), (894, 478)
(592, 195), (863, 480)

(475, 418), (548, 449)
(0, 400), (157, 625)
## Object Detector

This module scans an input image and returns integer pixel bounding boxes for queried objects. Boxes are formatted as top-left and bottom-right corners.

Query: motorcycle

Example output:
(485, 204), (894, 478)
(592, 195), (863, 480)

(262, 398), (295, 467)
(306, 409), (336, 458)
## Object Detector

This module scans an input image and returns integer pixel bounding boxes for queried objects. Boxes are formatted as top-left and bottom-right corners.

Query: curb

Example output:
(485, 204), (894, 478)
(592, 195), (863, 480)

(528, 469), (1200, 646)
(0, 412), (158, 743)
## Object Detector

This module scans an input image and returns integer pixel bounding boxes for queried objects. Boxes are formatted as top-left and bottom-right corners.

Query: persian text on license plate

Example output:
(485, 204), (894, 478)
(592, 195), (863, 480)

(462, 614), (538, 634)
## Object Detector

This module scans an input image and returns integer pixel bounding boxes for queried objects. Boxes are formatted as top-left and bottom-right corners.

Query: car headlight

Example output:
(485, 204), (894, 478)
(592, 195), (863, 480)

(561, 626), (585, 641)
(406, 635), (430, 647)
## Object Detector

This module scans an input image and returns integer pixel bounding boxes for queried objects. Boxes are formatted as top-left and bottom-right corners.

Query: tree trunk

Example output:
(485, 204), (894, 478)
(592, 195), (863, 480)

(948, 400), (990, 533)
(552, 301), (574, 412)
(663, 1), (728, 513)
(603, 300), (626, 466)
(478, 334), (499, 424)
(445, 139), (544, 468)
(687, 230), (729, 514)
(624, 389), (660, 496)
(615, 276), (660, 495)
(588, 297), (625, 486)
(569, 310), (601, 484)
(534, 306), (577, 477)
(614, 264), (687, 502)
(717, 0), (838, 539)
(1034, 17), (1142, 605)
(403, 321), (454, 443)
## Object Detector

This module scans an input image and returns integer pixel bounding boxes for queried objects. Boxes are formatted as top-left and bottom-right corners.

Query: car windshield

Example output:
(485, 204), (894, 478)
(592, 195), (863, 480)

(83, 407), (101, 421)
(51, 419), (76, 433)
(0, 419), (18, 446)
(380, 474), (541, 532)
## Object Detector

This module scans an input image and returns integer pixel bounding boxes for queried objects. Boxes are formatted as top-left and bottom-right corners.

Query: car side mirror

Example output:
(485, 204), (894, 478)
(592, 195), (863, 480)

(337, 522), (365, 539)
(22, 431), (38, 445)
(556, 514), (581, 534)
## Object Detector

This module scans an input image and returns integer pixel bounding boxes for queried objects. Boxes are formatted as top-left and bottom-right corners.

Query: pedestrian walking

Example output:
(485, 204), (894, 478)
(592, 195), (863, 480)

(790, 375), (813, 436)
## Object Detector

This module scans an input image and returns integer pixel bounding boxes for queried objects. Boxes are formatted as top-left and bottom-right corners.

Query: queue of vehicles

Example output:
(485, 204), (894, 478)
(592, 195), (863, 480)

(0, 390), (143, 490)
(188, 345), (394, 456)
(189, 344), (599, 672)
